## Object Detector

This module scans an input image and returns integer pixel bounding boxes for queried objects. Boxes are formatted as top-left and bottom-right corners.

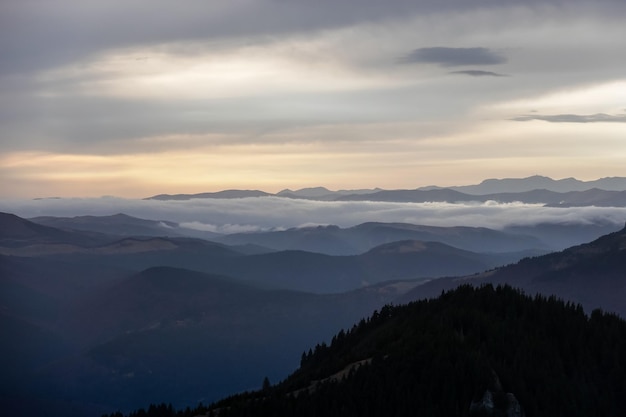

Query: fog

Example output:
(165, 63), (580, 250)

(3, 196), (624, 233)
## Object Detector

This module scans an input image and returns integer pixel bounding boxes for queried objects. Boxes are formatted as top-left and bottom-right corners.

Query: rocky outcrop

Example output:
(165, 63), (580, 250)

(470, 370), (524, 417)
(470, 389), (525, 417)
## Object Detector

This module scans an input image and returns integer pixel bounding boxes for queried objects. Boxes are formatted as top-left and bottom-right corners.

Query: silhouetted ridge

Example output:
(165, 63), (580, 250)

(0, 211), (105, 247)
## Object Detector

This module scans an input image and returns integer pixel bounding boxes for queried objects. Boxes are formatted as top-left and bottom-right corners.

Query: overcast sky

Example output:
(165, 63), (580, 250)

(1, 0), (625, 198)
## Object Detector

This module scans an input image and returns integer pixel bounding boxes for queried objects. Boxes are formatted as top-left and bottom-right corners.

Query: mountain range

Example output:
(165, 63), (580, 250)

(2, 207), (626, 416)
(145, 175), (626, 206)
(4, 213), (548, 293)
(29, 212), (620, 258)
(2, 212), (534, 415)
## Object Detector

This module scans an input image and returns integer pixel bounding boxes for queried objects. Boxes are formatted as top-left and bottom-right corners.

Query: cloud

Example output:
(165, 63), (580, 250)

(450, 70), (507, 77)
(180, 221), (265, 234)
(2, 196), (625, 234)
(4, 0), (612, 76)
(512, 113), (626, 123)
(2, 0), (626, 198)
(399, 47), (506, 66)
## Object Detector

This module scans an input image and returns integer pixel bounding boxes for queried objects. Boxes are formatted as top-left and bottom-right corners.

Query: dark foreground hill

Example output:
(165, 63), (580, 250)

(109, 285), (626, 417)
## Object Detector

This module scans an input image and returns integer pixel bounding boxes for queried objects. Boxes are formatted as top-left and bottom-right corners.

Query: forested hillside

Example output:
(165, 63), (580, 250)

(106, 284), (626, 417)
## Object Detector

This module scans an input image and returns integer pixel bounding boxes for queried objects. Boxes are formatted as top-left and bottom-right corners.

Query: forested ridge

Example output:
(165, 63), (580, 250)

(104, 284), (626, 417)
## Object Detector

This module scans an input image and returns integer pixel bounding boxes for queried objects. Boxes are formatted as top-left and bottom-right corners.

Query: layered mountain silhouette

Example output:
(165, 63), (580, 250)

(3, 210), (626, 416)
(214, 222), (549, 255)
(9, 212), (551, 293)
(26, 211), (619, 255)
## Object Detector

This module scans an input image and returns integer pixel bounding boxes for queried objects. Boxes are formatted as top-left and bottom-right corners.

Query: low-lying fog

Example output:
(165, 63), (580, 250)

(3, 196), (625, 234)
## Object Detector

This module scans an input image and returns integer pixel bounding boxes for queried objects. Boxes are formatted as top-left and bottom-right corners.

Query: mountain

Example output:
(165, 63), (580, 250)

(116, 285), (626, 417)
(1, 213), (530, 294)
(400, 223), (626, 317)
(1, 231), (239, 258)
(502, 221), (620, 250)
(336, 188), (471, 202)
(201, 240), (506, 293)
(277, 187), (382, 199)
(356, 240), (500, 283)
(277, 186), (337, 199)
(145, 189), (272, 200)
(336, 187), (626, 206)
(91, 222), (625, 416)
(142, 176), (626, 204)
(4, 266), (416, 416)
(544, 188), (626, 207)
(215, 222), (548, 255)
(28, 213), (215, 238)
(5, 211), (626, 416)
(215, 225), (361, 255)
(0, 236), (507, 294)
(0, 211), (109, 248)
(448, 175), (626, 194)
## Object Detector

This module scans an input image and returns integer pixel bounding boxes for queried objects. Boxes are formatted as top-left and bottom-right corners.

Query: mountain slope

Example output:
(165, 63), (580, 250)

(191, 239), (513, 293)
(0, 211), (108, 248)
(24, 266), (414, 415)
(30, 213), (183, 237)
(401, 223), (626, 317)
(119, 285), (626, 417)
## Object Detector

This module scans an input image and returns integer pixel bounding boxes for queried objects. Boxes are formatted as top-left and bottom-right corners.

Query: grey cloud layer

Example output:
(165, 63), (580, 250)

(0, 79), (498, 153)
(399, 47), (506, 67)
(2, 0), (624, 75)
(2, 0), (626, 164)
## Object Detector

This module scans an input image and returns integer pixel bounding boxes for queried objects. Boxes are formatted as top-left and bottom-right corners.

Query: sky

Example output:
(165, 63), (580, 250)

(1, 0), (626, 198)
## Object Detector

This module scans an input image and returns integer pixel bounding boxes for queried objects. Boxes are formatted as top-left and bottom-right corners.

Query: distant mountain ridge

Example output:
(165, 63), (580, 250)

(144, 175), (626, 206)
(147, 189), (272, 200)
(277, 187), (383, 200)
(447, 175), (626, 194)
